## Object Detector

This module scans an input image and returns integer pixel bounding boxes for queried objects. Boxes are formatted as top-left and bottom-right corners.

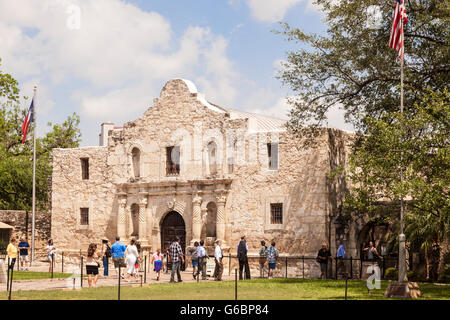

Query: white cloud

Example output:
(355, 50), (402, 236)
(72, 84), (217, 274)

(0, 0), (244, 121)
(248, 97), (291, 120)
(246, 0), (305, 23)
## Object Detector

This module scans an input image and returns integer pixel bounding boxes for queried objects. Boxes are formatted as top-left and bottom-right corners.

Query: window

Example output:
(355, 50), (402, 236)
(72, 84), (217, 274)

(81, 158), (89, 180)
(267, 143), (278, 170)
(131, 147), (141, 178)
(207, 141), (217, 175)
(80, 208), (89, 225)
(166, 146), (180, 176)
(270, 203), (283, 224)
(227, 139), (236, 174)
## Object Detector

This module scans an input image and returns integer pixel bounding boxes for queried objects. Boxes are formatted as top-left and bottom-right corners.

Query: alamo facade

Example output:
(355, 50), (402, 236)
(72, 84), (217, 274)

(51, 79), (360, 274)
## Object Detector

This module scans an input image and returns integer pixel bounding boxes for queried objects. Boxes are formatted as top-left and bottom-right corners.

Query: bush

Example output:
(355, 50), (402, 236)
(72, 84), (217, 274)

(384, 267), (398, 280)
(407, 270), (423, 282)
(439, 264), (450, 283)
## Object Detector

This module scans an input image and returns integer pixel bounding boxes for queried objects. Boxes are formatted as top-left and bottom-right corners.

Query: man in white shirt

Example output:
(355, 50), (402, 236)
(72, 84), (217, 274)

(213, 240), (223, 281)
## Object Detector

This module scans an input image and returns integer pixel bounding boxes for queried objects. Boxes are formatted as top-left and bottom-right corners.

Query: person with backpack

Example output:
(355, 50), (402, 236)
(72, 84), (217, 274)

(102, 239), (112, 277)
(265, 241), (279, 279)
(188, 241), (199, 279)
(237, 235), (251, 280)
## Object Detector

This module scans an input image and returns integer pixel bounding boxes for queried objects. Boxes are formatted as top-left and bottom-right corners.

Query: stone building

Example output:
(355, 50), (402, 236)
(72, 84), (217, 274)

(51, 79), (356, 275)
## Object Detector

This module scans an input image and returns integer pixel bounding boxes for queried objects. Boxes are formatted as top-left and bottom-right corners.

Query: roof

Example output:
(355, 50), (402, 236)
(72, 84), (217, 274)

(226, 109), (287, 132)
(0, 222), (14, 229)
(207, 102), (287, 133)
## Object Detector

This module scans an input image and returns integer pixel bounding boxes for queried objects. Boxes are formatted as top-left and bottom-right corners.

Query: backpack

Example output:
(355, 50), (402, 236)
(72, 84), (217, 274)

(105, 245), (112, 258)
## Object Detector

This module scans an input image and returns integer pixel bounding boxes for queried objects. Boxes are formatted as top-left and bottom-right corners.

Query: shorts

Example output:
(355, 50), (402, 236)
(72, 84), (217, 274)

(268, 263), (276, 270)
(86, 265), (99, 275)
(20, 255), (29, 262)
(320, 262), (327, 273)
(154, 261), (162, 272)
(47, 253), (54, 261)
(113, 257), (126, 268)
(192, 260), (198, 268)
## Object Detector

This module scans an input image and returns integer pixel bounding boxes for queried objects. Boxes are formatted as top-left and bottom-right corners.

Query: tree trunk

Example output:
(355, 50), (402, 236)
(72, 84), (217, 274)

(425, 246), (431, 281)
(438, 238), (449, 275)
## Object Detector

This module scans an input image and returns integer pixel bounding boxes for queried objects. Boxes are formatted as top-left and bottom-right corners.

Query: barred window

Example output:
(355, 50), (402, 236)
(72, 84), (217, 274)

(166, 146), (180, 176)
(267, 143), (278, 170)
(81, 158), (89, 180)
(80, 208), (89, 225)
(270, 203), (283, 224)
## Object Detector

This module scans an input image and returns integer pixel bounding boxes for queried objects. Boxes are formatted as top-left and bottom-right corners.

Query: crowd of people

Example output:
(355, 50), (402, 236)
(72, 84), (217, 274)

(4, 235), (380, 284)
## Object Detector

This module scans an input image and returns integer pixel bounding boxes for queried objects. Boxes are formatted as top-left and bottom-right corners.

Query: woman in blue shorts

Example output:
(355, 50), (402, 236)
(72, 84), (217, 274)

(152, 249), (163, 281)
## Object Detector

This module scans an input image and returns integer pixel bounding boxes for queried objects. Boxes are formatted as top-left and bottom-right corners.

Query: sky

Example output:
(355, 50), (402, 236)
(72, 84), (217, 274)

(0, 0), (354, 146)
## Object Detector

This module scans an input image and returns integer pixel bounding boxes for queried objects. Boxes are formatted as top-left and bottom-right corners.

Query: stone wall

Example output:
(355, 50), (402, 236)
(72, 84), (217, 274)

(51, 146), (113, 252)
(50, 79), (355, 263)
(0, 210), (51, 257)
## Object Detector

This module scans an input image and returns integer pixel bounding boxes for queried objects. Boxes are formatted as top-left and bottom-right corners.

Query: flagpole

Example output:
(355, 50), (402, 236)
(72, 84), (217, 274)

(31, 85), (37, 263)
(398, 16), (408, 284)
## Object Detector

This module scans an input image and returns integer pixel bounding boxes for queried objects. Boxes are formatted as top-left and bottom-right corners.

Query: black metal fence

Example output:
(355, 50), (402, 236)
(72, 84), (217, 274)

(211, 255), (401, 281)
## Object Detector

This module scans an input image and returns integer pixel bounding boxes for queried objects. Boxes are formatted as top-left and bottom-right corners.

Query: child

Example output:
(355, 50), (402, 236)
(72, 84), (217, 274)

(152, 249), (163, 281)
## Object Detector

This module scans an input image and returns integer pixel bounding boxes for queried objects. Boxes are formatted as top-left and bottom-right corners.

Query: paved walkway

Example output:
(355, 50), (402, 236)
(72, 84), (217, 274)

(1, 267), (236, 292)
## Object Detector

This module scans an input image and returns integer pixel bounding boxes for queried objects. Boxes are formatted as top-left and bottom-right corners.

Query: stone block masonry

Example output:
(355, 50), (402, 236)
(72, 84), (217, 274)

(0, 210), (51, 258)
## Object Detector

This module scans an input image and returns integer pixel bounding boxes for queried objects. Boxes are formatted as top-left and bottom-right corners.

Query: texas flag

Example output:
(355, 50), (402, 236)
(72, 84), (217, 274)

(21, 99), (34, 144)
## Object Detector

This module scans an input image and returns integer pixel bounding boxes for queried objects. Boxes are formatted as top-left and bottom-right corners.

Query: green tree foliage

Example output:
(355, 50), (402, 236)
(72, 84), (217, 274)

(344, 90), (449, 257)
(0, 59), (81, 210)
(276, 0), (449, 137)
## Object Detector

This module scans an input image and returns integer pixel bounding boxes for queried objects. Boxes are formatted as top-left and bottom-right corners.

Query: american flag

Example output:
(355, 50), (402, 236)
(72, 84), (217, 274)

(389, 0), (408, 60)
(21, 98), (34, 144)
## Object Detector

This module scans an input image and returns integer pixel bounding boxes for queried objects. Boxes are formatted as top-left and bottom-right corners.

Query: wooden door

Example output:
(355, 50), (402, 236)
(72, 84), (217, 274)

(161, 211), (186, 270)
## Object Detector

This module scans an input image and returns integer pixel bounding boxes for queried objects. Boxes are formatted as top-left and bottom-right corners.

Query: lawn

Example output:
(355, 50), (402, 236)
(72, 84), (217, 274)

(1, 279), (449, 300)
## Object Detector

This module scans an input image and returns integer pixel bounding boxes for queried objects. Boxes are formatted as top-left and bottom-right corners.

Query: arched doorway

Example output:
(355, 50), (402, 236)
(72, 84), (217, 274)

(160, 211), (186, 270)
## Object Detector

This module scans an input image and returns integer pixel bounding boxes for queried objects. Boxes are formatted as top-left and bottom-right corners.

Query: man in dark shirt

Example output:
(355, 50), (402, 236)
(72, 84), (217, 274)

(18, 237), (30, 271)
(317, 242), (331, 279)
(237, 235), (251, 280)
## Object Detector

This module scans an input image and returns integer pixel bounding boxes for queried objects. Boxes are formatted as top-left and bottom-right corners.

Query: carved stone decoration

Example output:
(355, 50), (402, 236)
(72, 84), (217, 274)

(117, 196), (127, 239)
(167, 197), (176, 210)
(216, 193), (227, 243)
(192, 194), (202, 243)
(216, 194), (227, 223)
(138, 196), (148, 240)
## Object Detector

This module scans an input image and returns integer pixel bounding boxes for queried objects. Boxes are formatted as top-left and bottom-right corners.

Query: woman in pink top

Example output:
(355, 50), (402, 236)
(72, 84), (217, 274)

(151, 249), (163, 281)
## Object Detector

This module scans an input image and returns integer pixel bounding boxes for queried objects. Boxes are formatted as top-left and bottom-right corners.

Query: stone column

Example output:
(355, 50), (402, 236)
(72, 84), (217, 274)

(216, 194), (227, 243)
(117, 197), (127, 239)
(138, 196), (148, 242)
(191, 194), (202, 244)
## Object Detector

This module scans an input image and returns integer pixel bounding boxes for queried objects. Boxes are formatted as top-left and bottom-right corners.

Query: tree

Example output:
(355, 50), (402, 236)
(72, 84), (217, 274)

(0, 59), (81, 210)
(276, 0), (449, 138)
(344, 90), (449, 278)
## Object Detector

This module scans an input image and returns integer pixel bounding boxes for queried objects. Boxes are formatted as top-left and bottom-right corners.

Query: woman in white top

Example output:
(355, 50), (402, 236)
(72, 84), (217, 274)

(46, 239), (56, 272)
(125, 238), (139, 281)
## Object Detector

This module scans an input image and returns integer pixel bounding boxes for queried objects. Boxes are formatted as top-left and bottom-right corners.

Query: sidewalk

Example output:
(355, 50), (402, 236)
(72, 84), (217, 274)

(1, 269), (235, 292)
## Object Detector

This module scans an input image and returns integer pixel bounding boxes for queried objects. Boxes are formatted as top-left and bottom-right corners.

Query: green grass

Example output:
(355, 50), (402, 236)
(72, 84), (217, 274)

(1, 278), (449, 300)
(8, 271), (86, 280)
